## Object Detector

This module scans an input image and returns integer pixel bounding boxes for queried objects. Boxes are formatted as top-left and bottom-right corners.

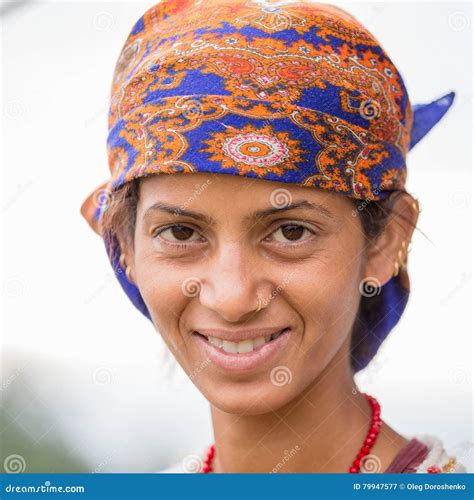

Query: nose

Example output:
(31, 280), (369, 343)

(198, 239), (273, 323)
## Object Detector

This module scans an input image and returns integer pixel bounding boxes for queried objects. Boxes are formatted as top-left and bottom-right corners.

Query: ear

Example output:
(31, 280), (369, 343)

(115, 228), (137, 285)
(363, 193), (420, 287)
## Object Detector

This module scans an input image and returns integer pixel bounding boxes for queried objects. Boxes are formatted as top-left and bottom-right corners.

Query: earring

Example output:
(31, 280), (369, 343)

(125, 265), (134, 283)
(119, 252), (134, 283)
(393, 240), (409, 277)
(393, 261), (399, 277)
(119, 252), (127, 269)
(412, 198), (421, 214)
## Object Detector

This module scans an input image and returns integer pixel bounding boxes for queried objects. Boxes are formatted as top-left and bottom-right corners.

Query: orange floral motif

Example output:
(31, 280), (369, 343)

(109, 31), (408, 154)
(108, 0), (411, 156)
(109, 146), (129, 178)
(199, 123), (307, 177)
(292, 107), (391, 199)
(104, 0), (413, 201)
(108, 94), (401, 201)
(380, 167), (406, 191)
(311, 13), (378, 46)
(230, 3), (309, 34)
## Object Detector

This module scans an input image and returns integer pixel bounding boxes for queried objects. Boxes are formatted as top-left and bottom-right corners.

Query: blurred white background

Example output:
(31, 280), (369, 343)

(1, 0), (472, 472)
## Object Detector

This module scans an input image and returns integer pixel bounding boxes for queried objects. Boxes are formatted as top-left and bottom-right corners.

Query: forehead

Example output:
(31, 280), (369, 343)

(137, 172), (352, 215)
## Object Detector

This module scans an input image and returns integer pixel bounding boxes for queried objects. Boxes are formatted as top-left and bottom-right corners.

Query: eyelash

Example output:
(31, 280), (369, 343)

(153, 222), (317, 249)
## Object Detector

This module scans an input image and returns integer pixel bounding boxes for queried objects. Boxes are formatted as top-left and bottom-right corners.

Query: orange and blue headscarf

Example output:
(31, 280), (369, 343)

(81, 0), (455, 372)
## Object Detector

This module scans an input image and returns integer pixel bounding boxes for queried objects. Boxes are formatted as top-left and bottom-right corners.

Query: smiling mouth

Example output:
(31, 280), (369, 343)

(193, 328), (291, 354)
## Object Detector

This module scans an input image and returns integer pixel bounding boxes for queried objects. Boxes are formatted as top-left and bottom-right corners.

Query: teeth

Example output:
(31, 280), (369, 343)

(237, 339), (254, 353)
(208, 336), (223, 348)
(206, 329), (287, 354)
(253, 336), (265, 348)
(221, 340), (238, 354)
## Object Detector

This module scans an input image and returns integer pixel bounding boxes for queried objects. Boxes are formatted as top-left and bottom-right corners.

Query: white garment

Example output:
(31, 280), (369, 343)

(413, 434), (469, 473)
(158, 435), (471, 473)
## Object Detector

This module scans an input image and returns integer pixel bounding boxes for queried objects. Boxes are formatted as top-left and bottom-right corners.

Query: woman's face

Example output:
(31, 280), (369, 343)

(129, 173), (368, 414)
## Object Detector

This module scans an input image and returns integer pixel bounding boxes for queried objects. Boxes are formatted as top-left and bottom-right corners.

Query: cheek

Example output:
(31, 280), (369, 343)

(133, 252), (191, 360)
(289, 245), (363, 375)
(302, 255), (361, 330)
(130, 229), (364, 413)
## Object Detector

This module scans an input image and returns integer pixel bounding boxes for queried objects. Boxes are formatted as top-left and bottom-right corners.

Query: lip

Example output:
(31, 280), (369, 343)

(194, 326), (290, 342)
(193, 328), (292, 372)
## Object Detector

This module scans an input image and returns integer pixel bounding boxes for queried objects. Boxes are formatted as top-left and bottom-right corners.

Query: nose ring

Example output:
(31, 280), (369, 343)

(255, 296), (264, 312)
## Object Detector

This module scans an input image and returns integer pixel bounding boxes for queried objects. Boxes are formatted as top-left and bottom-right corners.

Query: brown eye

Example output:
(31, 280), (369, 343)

(271, 224), (314, 243)
(156, 224), (200, 243)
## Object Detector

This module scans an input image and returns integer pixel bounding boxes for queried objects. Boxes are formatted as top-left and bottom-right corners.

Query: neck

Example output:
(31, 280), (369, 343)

(209, 337), (406, 473)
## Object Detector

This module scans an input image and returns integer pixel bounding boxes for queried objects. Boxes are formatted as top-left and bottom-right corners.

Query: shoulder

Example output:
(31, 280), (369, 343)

(156, 448), (208, 473)
(412, 434), (472, 473)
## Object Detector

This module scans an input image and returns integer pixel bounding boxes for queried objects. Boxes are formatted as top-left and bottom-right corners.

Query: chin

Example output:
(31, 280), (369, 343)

(198, 374), (302, 416)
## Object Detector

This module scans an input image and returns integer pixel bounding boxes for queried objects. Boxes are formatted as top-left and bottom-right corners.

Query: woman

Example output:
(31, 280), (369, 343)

(80, 0), (467, 473)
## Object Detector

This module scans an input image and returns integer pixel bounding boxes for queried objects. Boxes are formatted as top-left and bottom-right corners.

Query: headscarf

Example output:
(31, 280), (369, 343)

(80, 0), (455, 372)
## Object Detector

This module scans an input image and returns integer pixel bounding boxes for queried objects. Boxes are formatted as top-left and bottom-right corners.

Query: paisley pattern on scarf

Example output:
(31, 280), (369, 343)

(107, 0), (412, 201)
(109, 94), (403, 199)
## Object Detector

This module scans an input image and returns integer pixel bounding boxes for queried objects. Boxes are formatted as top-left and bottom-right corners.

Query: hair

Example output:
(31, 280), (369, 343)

(348, 189), (413, 373)
(101, 179), (139, 263)
(100, 177), (415, 373)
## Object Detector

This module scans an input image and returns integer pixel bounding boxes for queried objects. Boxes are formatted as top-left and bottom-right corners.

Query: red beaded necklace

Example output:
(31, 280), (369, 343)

(201, 392), (381, 473)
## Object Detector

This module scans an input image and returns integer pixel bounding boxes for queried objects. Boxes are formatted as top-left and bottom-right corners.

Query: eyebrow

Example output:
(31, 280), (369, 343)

(142, 200), (334, 224)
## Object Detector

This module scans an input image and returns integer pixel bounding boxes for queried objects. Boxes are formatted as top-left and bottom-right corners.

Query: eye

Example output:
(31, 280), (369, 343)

(268, 223), (315, 244)
(154, 224), (201, 246)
